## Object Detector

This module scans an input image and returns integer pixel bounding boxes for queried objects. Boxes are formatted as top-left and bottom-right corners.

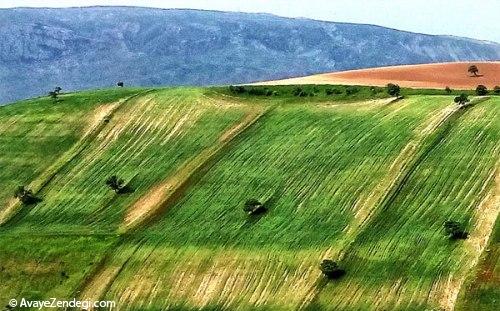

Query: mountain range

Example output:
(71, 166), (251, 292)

(1, 6), (499, 104)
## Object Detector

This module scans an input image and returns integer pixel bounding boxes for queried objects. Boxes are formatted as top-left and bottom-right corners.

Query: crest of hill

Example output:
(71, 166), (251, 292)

(0, 7), (499, 104)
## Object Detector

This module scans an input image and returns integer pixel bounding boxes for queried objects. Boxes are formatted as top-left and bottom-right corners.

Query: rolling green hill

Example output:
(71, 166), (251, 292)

(0, 86), (498, 311)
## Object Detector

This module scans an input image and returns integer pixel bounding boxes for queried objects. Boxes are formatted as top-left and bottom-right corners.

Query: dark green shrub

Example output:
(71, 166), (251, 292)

(443, 220), (468, 240)
(345, 86), (360, 95)
(243, 199), (267, 215)
(292, 87), (309, 97)
(325, 88), (343, 95)
(14, 186), (38, 205)
(105, 175), (128, 194)
(387, 83), (401, 97)
(454, 94), (469, 105)
(370, 86), (383, 94)
(117, 81), (124, 87)
(475, 85), (488, 95)
(320, 260), (345, 279)
(229, 85), (246, 94)
(494, 86), (500, 94)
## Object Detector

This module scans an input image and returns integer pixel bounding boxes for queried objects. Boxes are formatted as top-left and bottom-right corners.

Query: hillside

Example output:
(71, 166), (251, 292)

(255, 61), (500, 89)
(1, 7), (500, 104)
(0, 87), (499, 310)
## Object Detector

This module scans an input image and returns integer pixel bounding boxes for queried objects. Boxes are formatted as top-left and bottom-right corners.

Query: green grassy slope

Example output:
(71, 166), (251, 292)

(4, 88), (255, 233)
(0, 89), (144, 304)
(0, 89), (141, 211)
(0, 89), (498, 311)
(97, 96), (465, 310)
(313, 97), (500, 310)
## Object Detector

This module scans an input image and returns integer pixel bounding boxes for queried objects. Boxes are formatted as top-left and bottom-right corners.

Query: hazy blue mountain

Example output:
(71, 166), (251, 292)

(1, 6), (499, 104)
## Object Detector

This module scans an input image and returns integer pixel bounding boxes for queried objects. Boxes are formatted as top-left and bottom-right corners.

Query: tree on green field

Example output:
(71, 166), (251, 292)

(117, 81), (124, 87)
(468, 65), (479, 77)
(320, 260), (345, 279)
(475, 85), (488, 96)
(14, 186), (38, 205)
(48, 86), (62, 100)
(243, 199), (266, 215)
(105, 175), (125, 193)
(48, 91), (58, 99)
(386, 83), (401, 97)
(445, 86), (452, 94)
(494, 86), (500, 94)
(454, 94), (469, 106)
(443, 220), (468, 240)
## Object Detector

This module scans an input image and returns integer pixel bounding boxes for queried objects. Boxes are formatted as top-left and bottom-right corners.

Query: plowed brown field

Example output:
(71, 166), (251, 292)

(254, 62), (500, 89)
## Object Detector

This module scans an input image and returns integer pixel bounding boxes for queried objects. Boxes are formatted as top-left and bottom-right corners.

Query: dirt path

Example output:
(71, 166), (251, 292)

(121, 105), (270, 232)
(76, 105), (272, 306)
(75, 241), (144, 310)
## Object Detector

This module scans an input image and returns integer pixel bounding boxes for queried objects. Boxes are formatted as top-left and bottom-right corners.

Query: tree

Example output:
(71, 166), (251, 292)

(468, 65), (479, 77)
(320, 260), (345, 279)
(454, 94), (469, 106)
(54, 86), (62, 94)
(117, 81), (124, 87)
(345, 86), (359, 95)
(243, 199), (266, 215)
(387, 83), (401, 97)
(105, 175), (125, 193)
(14, 186), (38, 205)
(445, 86), (452, 94)
(48, 91), (58, 99)
(476, 85), (488, 96)
(443, 220), (468, 240)
(494, 86), (500, 94)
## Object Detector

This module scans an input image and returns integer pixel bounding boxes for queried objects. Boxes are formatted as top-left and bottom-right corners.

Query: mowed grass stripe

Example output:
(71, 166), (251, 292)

(94, 96), (452, 310)
(8, 88), (249, 233)
(314, 99), (499, 311)
(0, 89), (143, 224)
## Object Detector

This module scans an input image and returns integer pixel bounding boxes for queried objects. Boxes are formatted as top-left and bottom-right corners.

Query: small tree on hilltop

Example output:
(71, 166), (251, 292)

(54, 86), (62, 94)
(48, 91), (58, 99)
(320, 260), (345, 279)
(105, 175), (125, 193)
(14, 186), (38, 205)
(445, 86), (452, 94)
(243, 198), (266, 215)
(476, 85), (488, 96)
(443, 220), (468, 240)
(454, 94), (469, 106)
(468, 65), (479, 77)
(387, 83), (401, 97)
(494, 86), (500, 94)
(117, 81), (124, 87)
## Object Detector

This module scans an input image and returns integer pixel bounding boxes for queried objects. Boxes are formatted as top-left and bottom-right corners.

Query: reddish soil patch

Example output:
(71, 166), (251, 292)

(255, 62), (500, 90)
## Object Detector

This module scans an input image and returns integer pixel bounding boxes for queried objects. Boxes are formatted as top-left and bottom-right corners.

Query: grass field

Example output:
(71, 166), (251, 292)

(0, 87), (498, 310)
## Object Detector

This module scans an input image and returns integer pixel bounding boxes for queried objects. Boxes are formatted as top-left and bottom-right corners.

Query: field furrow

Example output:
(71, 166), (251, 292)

(6, 89), (251, 233)
(312, 98), (500, 310)
(93, 96), (454, 310)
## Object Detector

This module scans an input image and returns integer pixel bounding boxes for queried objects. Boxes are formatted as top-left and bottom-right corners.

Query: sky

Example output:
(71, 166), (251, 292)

(1, 0), (498, 43)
